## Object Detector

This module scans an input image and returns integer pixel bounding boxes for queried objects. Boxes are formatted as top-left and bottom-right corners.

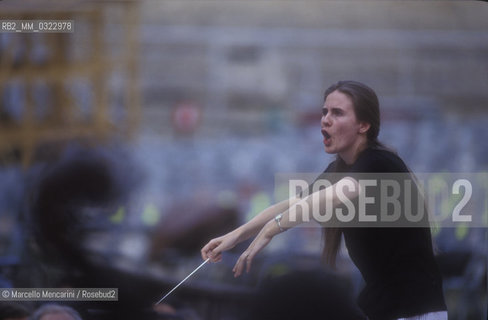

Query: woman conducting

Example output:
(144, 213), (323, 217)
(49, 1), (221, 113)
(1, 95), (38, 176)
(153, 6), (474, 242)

(201, 81), (447, 320)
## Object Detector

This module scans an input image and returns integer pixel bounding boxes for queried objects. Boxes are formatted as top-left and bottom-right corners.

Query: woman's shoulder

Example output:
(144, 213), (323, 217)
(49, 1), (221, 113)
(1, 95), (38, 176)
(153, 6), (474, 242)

(323, 159), (339, 173)
(353, 147), (409, 173)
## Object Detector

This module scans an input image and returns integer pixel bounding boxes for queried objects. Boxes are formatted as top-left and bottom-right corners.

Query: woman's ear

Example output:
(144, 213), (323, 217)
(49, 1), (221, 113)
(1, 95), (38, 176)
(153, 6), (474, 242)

(358, 122), (371, 134)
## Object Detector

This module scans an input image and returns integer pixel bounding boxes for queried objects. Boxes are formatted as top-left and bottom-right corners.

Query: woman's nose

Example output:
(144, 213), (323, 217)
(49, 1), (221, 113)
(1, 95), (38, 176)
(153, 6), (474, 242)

(322, 114), (331, 126)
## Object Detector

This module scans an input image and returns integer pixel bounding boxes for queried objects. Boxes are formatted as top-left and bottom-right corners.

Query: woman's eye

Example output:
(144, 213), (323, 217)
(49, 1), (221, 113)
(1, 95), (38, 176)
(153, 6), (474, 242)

(322, 109), (328, 116)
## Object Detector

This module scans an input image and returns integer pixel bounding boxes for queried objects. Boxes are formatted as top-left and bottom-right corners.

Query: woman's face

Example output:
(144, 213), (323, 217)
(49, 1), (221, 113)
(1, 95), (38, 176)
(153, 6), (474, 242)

(321, 90), (369, 162)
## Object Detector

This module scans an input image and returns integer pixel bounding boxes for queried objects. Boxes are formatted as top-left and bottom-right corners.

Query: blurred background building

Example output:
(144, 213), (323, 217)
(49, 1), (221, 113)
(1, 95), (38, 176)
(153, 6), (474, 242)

(0, 1), (487, 319)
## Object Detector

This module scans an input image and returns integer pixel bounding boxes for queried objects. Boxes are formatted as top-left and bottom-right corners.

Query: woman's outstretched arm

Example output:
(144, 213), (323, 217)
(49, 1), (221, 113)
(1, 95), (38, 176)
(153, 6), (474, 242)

(201, 196), (300, 262)
(232, 177), (360, 277)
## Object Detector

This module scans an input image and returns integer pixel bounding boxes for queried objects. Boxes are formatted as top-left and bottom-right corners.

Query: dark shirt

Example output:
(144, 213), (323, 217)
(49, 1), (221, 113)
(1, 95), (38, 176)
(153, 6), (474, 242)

(320, 147), (447, 320)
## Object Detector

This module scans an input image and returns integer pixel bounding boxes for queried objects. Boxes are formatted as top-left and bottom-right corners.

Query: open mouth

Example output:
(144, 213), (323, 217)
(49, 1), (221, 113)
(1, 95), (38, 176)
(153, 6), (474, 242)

(322, 129), (331, 139)
(322, 129), (331, 146)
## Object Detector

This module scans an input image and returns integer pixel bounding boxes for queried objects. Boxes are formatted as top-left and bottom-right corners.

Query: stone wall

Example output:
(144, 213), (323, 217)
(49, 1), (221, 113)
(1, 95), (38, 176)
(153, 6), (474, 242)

(138, 0), (488, 136)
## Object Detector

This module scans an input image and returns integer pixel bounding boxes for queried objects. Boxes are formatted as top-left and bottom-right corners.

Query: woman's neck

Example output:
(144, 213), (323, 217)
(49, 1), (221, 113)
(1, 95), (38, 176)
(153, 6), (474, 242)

(339, 138), (369, 165)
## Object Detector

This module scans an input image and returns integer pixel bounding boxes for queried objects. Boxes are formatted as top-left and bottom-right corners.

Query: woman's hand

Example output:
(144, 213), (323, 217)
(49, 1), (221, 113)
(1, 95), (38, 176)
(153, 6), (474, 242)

(232, 221), (278, 277)
(201, 230), (241, 263)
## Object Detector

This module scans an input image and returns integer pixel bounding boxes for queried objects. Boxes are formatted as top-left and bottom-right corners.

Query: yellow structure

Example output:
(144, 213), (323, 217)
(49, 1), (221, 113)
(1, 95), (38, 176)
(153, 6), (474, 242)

(0, 0), (140, 167)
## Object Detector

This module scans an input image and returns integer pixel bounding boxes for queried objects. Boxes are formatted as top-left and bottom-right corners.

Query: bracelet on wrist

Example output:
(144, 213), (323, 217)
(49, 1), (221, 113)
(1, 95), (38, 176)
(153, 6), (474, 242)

(274, 213), (286, 232)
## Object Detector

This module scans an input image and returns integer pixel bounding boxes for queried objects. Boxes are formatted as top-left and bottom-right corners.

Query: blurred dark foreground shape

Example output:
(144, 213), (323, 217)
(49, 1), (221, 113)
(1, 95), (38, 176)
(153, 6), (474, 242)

(25, 147), (179, 319)
(23, 146), (244, 320)
(0, 301), (31, 320)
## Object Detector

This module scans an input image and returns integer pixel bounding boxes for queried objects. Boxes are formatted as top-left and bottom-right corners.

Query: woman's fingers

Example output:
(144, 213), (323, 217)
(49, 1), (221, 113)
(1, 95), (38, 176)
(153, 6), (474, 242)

(201, 247), (208, 260)
(201, 242), (212, 260)
(202, 238), (229, 262)
(233, 231), (273, 277)
(232, 251), (250, 277)
(209, 241), (229, 262)
(245, 251), (255, 274)
(201, 238), (220, 260)
(232, 245), (258, 277)
(211, 252), (222, 262)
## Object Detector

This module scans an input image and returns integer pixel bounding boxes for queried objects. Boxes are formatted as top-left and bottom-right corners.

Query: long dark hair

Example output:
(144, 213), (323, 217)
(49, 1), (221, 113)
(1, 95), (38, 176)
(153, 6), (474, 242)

(322, 80), (385, 267)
